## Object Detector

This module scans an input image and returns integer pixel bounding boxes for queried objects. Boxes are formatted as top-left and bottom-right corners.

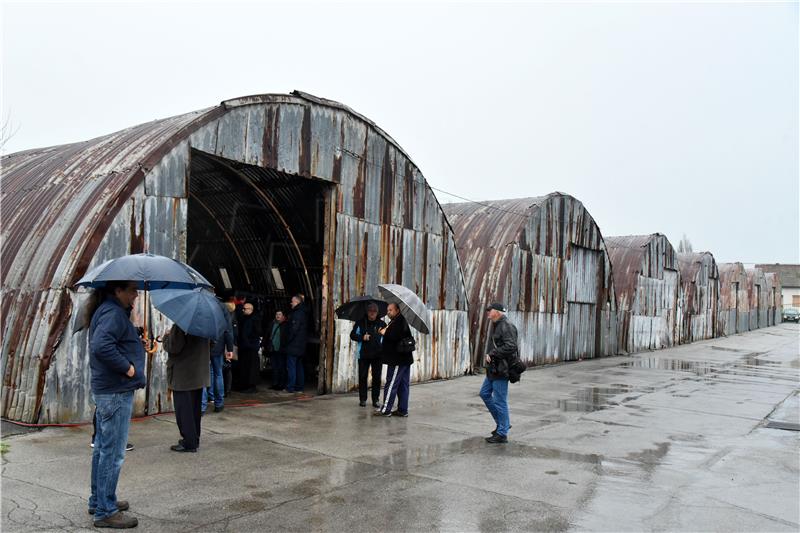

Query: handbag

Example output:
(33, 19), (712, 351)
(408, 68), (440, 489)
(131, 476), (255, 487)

(396, 323), (416, 353)
(509, 357), (526, 383)
(397, 335), (416, 353)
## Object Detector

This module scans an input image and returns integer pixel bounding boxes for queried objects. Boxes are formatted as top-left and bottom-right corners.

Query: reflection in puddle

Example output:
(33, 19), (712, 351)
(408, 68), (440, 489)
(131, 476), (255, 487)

(555, 385), (637, 412)
(619, 358), (718, 375)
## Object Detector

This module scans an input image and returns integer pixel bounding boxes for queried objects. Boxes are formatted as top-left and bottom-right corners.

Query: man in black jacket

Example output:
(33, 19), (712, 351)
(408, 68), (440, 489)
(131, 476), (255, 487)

(480, 302), (518, 443)
(284, 295), (308, 393)
(350, 303), (384, 408)
(376, 303), (413, 417)
(235, 302), (262, 393)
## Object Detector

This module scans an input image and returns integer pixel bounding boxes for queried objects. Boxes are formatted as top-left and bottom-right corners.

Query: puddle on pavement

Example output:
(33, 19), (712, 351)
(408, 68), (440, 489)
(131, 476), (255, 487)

(359, 437), (603, 471)
(619, 358), (718, 375)
(555, 384), (657, 412)
(735, 355), (782, 367)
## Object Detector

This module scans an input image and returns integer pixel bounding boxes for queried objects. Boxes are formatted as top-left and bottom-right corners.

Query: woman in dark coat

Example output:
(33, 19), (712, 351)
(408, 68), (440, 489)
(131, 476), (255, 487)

(163, 325), (211, 452)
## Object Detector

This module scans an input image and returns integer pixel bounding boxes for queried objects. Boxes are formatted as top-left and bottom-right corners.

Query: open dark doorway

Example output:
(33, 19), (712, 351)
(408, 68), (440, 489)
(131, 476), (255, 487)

(186, 149), (331, 399)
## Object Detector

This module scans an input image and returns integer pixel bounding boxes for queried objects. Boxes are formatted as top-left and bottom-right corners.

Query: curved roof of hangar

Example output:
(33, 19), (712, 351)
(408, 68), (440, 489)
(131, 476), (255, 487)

(0, 91), (423, 293)
(604, 233), (677, 301)
(677, 251), (719, 286)
(718, 261), (748, 284)
(442, 192), (607, 253)
(442, 196), (545, 251)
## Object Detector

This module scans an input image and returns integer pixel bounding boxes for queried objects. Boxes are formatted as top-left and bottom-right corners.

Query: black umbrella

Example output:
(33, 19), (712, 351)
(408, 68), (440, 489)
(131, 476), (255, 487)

(335, 296), (388, 322)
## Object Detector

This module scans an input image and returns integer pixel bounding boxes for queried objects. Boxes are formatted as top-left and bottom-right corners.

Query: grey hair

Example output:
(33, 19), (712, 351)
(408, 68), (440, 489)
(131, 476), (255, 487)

(366, 303), (379, 312)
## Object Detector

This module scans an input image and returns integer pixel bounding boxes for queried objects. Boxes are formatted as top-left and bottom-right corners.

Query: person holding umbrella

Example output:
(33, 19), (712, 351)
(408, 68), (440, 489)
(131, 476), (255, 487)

(376, 303), (415, 417)
(76, 253), (214, 526)
(162, 325), (211, 452)
(349, 302), (385, 408)
(86, 280), (145, 528)
(150, 287), (228, 452)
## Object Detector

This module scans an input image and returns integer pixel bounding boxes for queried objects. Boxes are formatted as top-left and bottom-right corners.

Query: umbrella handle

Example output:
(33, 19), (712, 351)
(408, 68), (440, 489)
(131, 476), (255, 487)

(144, 337), (160, 354)
(142, 288), (159, 353)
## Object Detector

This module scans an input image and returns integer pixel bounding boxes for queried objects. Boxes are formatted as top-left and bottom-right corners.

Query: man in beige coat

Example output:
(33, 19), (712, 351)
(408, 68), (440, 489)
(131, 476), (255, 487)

(163, 325), (211, 452)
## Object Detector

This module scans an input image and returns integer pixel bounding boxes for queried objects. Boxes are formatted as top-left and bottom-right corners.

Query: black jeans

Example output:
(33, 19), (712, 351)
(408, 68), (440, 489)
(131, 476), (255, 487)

(173, 389), (203, 450)
(358, 358), (382, 404)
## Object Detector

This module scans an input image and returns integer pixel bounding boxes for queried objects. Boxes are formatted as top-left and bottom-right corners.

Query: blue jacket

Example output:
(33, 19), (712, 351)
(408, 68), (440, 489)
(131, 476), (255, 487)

(89, 296), (147, 394)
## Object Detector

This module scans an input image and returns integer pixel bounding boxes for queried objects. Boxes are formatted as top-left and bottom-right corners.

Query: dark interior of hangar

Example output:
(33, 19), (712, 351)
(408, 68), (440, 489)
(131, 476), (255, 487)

(186, 149), (328, 390)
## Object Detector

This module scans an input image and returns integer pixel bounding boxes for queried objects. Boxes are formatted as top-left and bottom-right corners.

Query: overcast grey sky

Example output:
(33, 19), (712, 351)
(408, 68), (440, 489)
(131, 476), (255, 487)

(2, 1), (798, 264)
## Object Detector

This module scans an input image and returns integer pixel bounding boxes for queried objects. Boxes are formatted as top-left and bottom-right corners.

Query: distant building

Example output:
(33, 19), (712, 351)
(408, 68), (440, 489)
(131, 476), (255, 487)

(756, 264), (800, 310)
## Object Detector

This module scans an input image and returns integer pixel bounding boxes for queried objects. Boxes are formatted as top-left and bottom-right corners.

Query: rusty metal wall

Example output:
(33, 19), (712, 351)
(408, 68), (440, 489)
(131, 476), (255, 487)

(605, 234), (679, 353)
(1, 92), (470, 423)
(442, 193), (618, 368)
(676, 252), (720, 343)
(717, 263), (750, 336)
(745, 268), (769, 330)
(765, 273), (782, 326)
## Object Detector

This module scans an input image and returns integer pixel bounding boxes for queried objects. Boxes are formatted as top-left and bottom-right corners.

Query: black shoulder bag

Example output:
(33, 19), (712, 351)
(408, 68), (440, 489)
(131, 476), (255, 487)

(396, 322), (416, 353)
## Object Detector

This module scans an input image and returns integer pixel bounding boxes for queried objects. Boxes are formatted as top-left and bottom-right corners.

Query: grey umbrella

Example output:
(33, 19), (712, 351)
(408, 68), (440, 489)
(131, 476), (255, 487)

(377, 284), (431, 334)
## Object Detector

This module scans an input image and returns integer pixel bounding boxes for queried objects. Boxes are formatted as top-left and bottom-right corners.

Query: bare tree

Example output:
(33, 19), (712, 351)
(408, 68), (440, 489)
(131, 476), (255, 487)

(678, 233), (693, 253)
(0, 112), (20, 153)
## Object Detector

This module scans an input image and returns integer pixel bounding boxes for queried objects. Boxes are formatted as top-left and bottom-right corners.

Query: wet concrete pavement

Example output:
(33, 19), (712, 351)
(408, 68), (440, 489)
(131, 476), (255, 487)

(2, 324), (798, 532)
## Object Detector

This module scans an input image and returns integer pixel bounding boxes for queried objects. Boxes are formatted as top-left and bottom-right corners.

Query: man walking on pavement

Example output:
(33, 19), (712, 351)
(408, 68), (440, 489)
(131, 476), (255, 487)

(480, 302), (518, 444)
(88, 280), (145, 528)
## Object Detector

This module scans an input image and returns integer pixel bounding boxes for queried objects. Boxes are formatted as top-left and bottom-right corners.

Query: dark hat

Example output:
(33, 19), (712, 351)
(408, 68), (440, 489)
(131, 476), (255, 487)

(485, 302), (507, 313)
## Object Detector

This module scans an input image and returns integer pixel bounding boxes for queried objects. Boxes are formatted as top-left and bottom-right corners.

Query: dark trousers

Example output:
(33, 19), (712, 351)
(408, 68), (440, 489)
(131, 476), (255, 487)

(173, 389), (203, 450)
(358, 358), (382, 404)
(380, 365), (410, 414)
(271, 352), (287, 389)
(234, 348), (259, 390)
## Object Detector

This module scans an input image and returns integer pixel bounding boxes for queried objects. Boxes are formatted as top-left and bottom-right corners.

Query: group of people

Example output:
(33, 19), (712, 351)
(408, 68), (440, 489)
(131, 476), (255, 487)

(85, 279), (518, 528)
(199, 293), (310, 416)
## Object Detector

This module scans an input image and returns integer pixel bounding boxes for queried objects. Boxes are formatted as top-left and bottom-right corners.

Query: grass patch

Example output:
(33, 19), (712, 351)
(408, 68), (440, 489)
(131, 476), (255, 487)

(0, 441), (9, 455)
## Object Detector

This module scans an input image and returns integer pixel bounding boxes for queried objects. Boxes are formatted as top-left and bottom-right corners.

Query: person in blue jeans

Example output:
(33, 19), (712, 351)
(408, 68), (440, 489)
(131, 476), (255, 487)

(284, 295), (308, 393)
(202, 300), (235, 413)
(480, 302), (518, 444)
(88, 280), (146, 528)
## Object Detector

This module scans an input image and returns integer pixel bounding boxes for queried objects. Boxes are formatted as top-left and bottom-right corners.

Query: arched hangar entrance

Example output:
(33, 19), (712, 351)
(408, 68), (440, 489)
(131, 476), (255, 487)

(187, 149), (332, 392)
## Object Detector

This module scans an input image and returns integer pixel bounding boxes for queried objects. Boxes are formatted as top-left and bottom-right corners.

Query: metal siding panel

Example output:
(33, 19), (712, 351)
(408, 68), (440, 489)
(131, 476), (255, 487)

(364, 130), (385, 225)
(245, 106), (266, 166)
(217, 107), (249, 163)
(277, 104), (304, 174)
(309, 105), (340, 182)
(145, 141), (188, 197)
